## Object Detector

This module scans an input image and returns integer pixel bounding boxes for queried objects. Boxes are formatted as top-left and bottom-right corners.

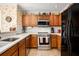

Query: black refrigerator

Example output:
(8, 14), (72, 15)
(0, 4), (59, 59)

(62, 3), (79, 56)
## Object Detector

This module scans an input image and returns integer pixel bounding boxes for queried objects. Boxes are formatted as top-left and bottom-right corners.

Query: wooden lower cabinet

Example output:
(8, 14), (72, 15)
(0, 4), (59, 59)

(30, 34), (38, 48)
(18, 39), (26, 56)
(57, 36), (61, 49)
(26, 36), (30, 55)
(51, 35), (57, 48)
(0, 36), (31, 56)
(12, 50), (18, 56)
(51, 35), (61, 49)
(0, 44), (18, 56)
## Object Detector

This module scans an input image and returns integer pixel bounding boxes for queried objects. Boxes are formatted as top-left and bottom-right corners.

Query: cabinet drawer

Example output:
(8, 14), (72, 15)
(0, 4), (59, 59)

(0, 44), (18, 56)
(31, 35), (37, 38)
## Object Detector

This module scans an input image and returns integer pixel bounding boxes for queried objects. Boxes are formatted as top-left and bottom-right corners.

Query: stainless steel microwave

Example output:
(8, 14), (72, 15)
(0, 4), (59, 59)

(38, 20), (49, 27)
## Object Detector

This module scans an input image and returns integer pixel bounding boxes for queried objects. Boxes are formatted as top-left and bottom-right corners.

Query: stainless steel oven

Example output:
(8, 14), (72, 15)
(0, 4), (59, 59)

(38, 20), (49, 27)
(38, 32), (50, 49)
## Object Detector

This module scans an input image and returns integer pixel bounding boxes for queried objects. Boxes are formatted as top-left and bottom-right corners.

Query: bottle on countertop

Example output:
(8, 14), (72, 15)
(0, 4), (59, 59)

(51, 27), (54, 33)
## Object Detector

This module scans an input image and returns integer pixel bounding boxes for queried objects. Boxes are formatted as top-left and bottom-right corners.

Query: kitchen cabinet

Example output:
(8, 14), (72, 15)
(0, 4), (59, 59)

(57, 35), (61, 49)
(11, 50), (18, 56)
(51, 35), (61, 49)
(53, 15), (59, 26)
(26, 36), (30, 55)
(50, 14), (61, 26)
(22, 15), (37, 27)
(0, 44), (18, 56)
(18, 36), (30, 56)
(18, 38), (26, 56)
(31, 15), (37, 27)
(0, 35), (31, 56)
(22, 15), (31, 27)
(51, 35), (57, 48)
(30, 34), (38, 48)
(58, 15), (61, 26)
(49, 15), (54, 26)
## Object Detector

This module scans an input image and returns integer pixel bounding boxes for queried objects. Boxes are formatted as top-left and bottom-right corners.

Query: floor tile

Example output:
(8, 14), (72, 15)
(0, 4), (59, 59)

(28, 49), (61, 56)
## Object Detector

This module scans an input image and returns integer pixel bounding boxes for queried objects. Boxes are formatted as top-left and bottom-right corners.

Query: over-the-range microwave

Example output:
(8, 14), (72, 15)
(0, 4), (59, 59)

(38, 20), (49, 27)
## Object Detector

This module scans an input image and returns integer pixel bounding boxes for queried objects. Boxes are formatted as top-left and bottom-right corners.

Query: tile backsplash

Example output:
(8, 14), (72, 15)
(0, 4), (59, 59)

(53, 26), (61, 33)
(0, 26), (61, 38)
(24, 26), (61, 33)
(26, 27), (51, 33)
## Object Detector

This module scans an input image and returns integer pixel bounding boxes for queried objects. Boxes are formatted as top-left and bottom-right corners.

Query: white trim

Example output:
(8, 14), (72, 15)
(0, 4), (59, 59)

(60, 3), (73, 13)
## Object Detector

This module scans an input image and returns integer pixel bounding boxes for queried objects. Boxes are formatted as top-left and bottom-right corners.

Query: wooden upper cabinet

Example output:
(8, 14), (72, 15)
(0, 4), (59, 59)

(22, 14), (37, 27)
(49, 15), (54, 26)
(58, 14), (61, 26)
(49, 14), (61, 26)
(22, 15), (31, 27)
(53, 15), (59, 26)
(31, 15), (37, 27)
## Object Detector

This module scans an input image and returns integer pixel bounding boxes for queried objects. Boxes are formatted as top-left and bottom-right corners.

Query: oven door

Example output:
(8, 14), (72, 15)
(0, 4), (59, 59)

(38, 36), (50, 49)
(39, 37), (50, 45)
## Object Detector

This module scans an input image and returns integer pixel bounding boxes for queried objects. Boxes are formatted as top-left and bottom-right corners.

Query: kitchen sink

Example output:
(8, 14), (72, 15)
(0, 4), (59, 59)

(0, 42), (10, 47)
(1, 38), (19, 42)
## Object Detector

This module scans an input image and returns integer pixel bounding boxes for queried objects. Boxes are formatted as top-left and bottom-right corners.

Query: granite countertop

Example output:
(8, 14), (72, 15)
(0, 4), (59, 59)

(50, 33), (61, 36)
(0, 33), (30, 54)
(0, 32), (61, 54)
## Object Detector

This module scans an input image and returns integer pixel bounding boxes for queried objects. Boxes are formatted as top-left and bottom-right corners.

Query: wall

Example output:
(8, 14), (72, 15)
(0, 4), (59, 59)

(0, 4), (23, 38)
(0, 4), (17, 32)
(0, 10), (1, 33)
(16, 5), (23, 34)
(0, 4), (23, 33)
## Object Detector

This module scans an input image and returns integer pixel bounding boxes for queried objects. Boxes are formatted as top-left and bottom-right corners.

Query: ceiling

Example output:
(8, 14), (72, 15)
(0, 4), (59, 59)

(18, 3), (72, 14)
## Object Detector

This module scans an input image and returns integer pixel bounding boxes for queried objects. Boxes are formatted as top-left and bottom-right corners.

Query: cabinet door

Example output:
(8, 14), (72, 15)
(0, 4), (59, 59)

(50, 14), (61, 26)
(49, 15), (54, 26)
(58, 15), (61, 26)
(18, 39), (26, 56)
(51, 35), (57, 48)
(19, 45), (26, 56)
(57, 36), (61, 49)
(30, 35), (38, 48)
(22, 15), (31, 26)
(53, 15), (59, 26)
(12, 50), (18, 56)
(0, 44), (18, 56)
(31, 15), (37, 27)
(26, 36), (30, 55)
